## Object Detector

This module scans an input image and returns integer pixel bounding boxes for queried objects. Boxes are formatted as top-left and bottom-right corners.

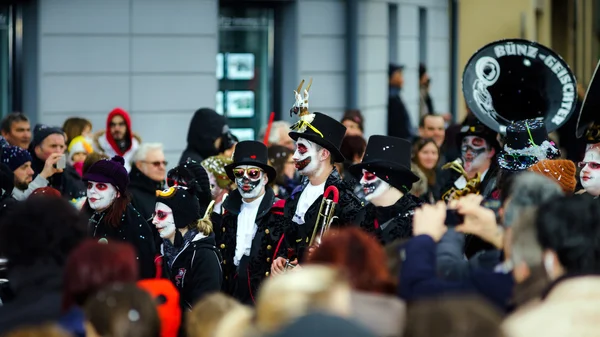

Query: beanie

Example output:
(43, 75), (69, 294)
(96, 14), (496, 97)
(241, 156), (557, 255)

(2, 145), (33, 171)
(137, 279), (181, 337)
(30, 187), (62, 198)
(201, 155), (234, 189)
(157, 186), (201, 228)
(83, 156), (129, 193)
(528, 159), (577, 194)
(67, 136), (94, 164)
(167, 159), (212, 217)
(31, 124), (65, 149)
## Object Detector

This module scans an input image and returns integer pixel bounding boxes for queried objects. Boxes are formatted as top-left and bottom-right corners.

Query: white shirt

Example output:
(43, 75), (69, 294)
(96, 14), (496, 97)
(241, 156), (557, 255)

(234, 193), (265, 266)
(454, 169), (489, 189)
(293, 182), (326, 225)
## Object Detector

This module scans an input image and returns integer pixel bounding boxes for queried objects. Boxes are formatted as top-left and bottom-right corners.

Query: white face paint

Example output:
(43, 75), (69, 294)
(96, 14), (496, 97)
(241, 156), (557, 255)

(292, 138), (325, 176)
(152, 202), (176, 240)
(86, 181), (118, 211)
(580, 143), (600, 196)
(461, 136), (492, 174)
(360, 169), (392, 204)
(233, 165), (267, 199)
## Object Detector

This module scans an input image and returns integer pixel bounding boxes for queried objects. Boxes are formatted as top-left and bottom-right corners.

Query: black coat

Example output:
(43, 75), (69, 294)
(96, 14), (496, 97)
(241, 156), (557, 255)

(387, 89), (413, 140)
(357, 194), (423, 245)
(218, 187), (286, 305)
(283, 169), (362, 262)
(31, 156), (86, 199)
(128, 165), (164, 250)
(161, 233), (223, 310)
(89, 203), (156, 279)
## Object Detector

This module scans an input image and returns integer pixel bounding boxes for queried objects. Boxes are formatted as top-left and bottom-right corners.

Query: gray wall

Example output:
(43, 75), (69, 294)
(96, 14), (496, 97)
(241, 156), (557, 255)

(34, 0), (218, 165)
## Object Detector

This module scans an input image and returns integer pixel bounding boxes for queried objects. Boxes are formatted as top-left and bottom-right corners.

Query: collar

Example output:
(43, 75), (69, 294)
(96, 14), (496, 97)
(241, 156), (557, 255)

(292, 168), (342, 199)
(242, 193), (265, 210)
(128, 165), (164, 193)
(455, 168), (489, 189)
(224, 186), (275, 218)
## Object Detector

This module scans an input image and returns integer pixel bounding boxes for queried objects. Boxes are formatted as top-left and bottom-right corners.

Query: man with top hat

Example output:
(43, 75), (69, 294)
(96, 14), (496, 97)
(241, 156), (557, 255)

(217, 140), (285, 305)
(349, 135), (423, 245)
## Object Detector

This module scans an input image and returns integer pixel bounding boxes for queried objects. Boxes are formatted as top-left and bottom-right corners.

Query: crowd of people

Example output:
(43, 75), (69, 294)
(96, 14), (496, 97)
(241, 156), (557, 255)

(0, 38), (599, 337)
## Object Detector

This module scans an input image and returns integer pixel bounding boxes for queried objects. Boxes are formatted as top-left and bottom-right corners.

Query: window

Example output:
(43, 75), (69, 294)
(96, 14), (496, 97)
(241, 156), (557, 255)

(418, 7), (428, 64)
(388, 4), (398, 63)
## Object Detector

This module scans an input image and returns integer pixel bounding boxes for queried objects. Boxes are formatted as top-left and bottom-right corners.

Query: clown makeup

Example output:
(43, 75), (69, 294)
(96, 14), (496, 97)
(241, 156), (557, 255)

(461, 136), (491, 174)
(293, 138), (324, 176)
(234, 165), (267, 200)
(87, 181), (118, 211)
(360, 169), (391, 203)
(580, 144), (600, 196)
(152, 202), (176, 241)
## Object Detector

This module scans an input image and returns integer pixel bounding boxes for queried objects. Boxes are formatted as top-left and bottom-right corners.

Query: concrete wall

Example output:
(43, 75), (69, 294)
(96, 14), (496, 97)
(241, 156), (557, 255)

(34, 0), (218, 166)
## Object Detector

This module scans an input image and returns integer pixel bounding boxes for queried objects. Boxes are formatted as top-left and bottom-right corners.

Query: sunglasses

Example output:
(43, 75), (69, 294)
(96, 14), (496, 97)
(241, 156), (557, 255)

(578, 161), (600, 170)
(154, 210), (172, 221)
(144, 160), (168, 168)
(233, 167), (263, 180)
(502, 155), (537, 166)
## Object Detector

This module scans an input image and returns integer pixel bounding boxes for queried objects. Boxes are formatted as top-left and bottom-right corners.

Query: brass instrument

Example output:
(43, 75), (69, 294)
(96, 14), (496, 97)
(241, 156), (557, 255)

(309, 186), (340, 247)
(441, 158), (482, 201)
(284, 259), (296, 271)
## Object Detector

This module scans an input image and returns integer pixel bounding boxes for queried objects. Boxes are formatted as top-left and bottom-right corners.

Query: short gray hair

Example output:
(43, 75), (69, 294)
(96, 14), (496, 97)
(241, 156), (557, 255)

(258, 121), (291, 144)
(510, 207), (542, 265)
(504, 172), (564, 227)
(132, 143), (164, 163)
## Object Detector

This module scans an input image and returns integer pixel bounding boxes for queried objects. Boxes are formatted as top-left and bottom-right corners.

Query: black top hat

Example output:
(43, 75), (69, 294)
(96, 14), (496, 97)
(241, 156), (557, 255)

(348, 135), (419, 191)
(224, 141), (276, 182)
(497, 119), (560, 171)
(462, 39), (577, 135)
(289, 112), (346, 162)
(457, 115), (501, 152)
(576, 60), (600, 143)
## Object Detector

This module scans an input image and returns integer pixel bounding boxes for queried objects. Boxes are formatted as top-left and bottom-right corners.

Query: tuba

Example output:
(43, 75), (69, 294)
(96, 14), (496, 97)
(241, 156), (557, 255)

(309, 186), (339, 247)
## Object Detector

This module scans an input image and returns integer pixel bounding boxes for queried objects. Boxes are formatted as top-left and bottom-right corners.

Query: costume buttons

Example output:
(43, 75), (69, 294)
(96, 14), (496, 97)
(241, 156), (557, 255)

(220, 244), (225, 249)
(223, 260), (226, 265)
(265, 272), (270, 276)
(265, 229), (270, 234)
(267, 245), (272, 250)
(266, 258), (271, 262)
(222, 227), (225, 232)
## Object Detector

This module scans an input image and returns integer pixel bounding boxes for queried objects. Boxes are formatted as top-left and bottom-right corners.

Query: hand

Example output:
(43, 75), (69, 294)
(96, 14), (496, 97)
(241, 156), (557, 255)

(454, 194), (503, 249)
(306, 246), (316, 261)
(413, 201), (448, 242)
(40, 153), (64, 179)
(271, 257), (287, 276)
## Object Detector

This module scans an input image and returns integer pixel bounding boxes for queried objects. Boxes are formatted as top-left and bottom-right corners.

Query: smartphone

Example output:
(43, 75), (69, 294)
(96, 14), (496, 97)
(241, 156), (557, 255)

(55, 155), (66, 170)
(445, 209), (464, 227)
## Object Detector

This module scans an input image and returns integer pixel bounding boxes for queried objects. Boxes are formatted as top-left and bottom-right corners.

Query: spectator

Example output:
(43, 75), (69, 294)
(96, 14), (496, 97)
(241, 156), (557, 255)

(418, 115), (445, 149)
(2, 145), (60, 201)
(93, 108), (141, 172)
(267, 145), (297, 199)
(180, 108), (231, 164)
(411, 138), (440, 202)
(341, 110), (364, 137)
(30, 186), (62, 198)
(260, 120), (294, 150)
(387, 64), (412, 140)
(129, 143), (167, 222)
(339, 135), (367, 204)
(82, 152), (109, 176)
(0, 112), (31, 150)
(187, 293), (242, 337)
(0, 197), (87, 334)
(62, 117), (92, 147)
(66, 136), (94, 177)
(419, 63), (435, 117)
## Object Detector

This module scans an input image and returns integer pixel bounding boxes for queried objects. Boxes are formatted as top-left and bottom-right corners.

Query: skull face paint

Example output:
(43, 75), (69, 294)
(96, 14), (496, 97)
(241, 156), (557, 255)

(360, 169), (391, 202)
(87, 181), (118, 211)
(152, 202), (176, 240)
(234, 165), (267, 199)
(580, 144), (600, 196)
(292, 138), (322, 176)
(461, 136), (491, 174)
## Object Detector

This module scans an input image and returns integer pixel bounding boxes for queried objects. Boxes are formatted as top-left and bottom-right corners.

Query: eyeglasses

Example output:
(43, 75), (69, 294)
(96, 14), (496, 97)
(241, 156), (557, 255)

(233, 167), (262, 180)
(578, 161), (600, 170)
(502, 155), (537, 167)
(143, 160), (168, 168)
(154, 210), (172, 221)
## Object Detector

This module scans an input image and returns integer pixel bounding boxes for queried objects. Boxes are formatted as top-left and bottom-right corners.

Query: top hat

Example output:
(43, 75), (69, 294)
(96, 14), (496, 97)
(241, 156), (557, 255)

(289, 112), (347, 163)
(348, 135), (420, 190)
(224, 140), (276, 182)
(497, 119), (560, 171)
(457, 115), (501, 152)
(462, 39), (577, 135)
(576, 60), (600, 143)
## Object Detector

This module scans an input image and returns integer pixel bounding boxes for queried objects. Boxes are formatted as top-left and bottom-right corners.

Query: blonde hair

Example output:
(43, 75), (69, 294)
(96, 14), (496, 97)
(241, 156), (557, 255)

(255, 265), (351, 334)
(190, 200), (215, 236)
(187, 293), (242, 337)
(212, 306), (257, 337)
(4, 324), (71, 337)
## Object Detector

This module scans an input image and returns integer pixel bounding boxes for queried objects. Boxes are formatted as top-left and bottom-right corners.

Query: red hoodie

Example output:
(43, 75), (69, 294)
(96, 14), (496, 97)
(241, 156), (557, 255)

(106, 108), (133, 156)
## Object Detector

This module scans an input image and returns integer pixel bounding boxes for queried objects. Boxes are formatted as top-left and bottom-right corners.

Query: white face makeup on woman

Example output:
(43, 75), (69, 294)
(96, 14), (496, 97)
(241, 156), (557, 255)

(580, 144), (600, 196)
(461, 136), (492, 174)
(233, 165), (267, 200)
(152, 202), (176, 240)
(292, 138), (325, 176)
(87, 181), (118, 211)
(360, 169), (393, 205)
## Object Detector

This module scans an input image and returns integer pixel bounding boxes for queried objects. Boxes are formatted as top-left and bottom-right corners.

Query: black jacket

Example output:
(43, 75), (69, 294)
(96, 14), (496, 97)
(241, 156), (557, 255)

(30, 155), (86, 199)
(283, 169), (362, 262)
(358, 194), (423, 245)
(89, 203), (156, 279)
(218, 187), (286, 305)
(128, 165), (164, 250)
(387, 88), (413, 140)
(179, 108), (226, 165)
(161, 233), (222, 310)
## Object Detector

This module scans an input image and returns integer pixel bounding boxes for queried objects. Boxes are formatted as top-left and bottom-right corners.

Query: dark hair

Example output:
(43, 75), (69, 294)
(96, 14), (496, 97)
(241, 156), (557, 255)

(419, 63), (427, 79)
(1, 112), (29, 134)
(536, 195), (600, 274)
(63, 117), (92, 146)
(0, 197), (87, 268)
(82, 193), (131, 227)
(498, 169), (517, 205)
(62, 239), (138, 311)
(308, 227), (395, 294)
(418, 114), (444, 128)
(268, 145), (294, 186)
(340, 110), (364, 132)
(83, 152), (109, 175)
(85, 283), (160, 337)
(340, 135), (367, 164)
(411, 137), (439, 186)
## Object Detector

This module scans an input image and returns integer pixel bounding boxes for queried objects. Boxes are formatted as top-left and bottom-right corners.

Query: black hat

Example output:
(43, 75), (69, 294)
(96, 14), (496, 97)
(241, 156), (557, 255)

(576, 60), (600, 143)
(31, 124), (64, 149)
(497, 119), (560, 171)
(348, 135), (419, 190)
(167, 159), (212, 217)
(457, 115), (501, 152)
(462, 39), (577, 135)
(224, 140), (276, 182)
(156, 186), (200, 228)
(289, 112), (346, 162)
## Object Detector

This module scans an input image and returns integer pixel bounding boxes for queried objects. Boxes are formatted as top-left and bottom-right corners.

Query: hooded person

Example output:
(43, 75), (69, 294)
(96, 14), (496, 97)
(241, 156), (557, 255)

(349, 136), (424, 245)
(93, 108), (141, 172)
(217, 140), (286, 305)
(83, 155), (156, 279)
(153, 184), (222, 310)
(179, 108), (235, 165)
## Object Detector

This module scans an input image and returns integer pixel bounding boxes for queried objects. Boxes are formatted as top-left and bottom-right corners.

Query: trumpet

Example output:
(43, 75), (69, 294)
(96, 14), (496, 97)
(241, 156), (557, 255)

(309, 186), (340, 247)
(284, 259), (297, 271)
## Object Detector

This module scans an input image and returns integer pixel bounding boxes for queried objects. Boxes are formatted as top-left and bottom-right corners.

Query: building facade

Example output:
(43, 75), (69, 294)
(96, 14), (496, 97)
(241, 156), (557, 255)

(1, 0), (453, 165)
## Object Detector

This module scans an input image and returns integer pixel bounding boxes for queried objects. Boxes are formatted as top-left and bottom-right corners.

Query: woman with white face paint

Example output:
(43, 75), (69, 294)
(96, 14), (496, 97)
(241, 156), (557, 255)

(219, 141), (286, 305)
(154, 184), (222, 310)
(579, 144), (600, 196)
(83, 156), (156, 279)
(348, 136), (423, 245)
